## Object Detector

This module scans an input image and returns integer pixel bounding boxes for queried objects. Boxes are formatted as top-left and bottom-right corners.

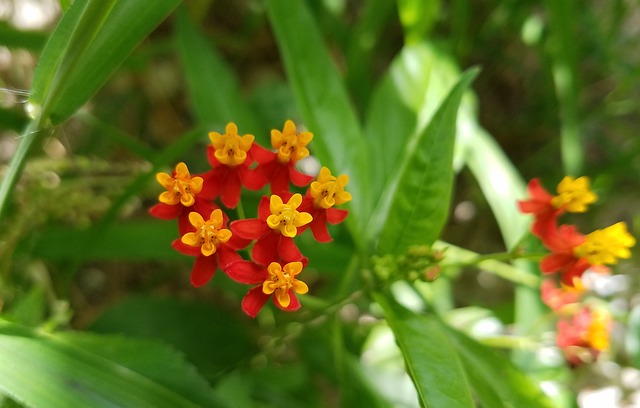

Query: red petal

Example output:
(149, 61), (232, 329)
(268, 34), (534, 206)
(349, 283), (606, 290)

(250, 144), (276, 164)
(225, 260), (268, 284)
(253, 233), (280, 266)
(227, 233), (251, 250)
(178, 212), (196, 237)
(270, 165), (290, 194)
(171, 238), (201, 256)
(217, 245), (243, 270)
(278, 236), (303, 262)
(274, 290), (301, 312)
(206, 145), (221, 168)
(561, 259), (590, 286)
(289, 165), (314, 187)
(540, 253), (575, 274)
(200, 169), (221, 200)
(326, 208), (348, 224)
(190, 255), (218, 287)
(258, 196), (271, 220)
(220, 170), (242, 208)
(239, 166), (268, 191)
(149, 203), (181, 220)
(310, 218), (332, 243)
(230, 219), (270, 239)
(242, 286), (271, 318)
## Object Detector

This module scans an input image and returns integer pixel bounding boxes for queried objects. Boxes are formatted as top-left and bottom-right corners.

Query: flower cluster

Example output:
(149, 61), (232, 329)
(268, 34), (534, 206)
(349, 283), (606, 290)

(150, 120), (351, 317)
(541, 278), (611, 366)
(519, 176), (634, 365)
(518, 176), (635, 286)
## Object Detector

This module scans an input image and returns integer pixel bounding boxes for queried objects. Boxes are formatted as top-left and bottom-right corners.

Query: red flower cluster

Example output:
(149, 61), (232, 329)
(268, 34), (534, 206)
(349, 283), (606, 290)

(541, 278), (611, 366)
(150, 121), (351, 318)
(518, 176), (634, 286)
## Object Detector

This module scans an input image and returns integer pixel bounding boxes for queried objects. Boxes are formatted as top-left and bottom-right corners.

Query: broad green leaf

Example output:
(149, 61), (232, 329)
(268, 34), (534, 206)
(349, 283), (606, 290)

(442, 323), (556, 408)
(56, 332), (229, 408)
(0, 320), (216, 408)
(376, 294), (475, 408)
(376, 68), (478, 254)
(266, 0), (371, 242)
(174, 7), (262, 139)
(30, 0), (182, 125)
(90, 295), (257, 381)
(0, 107), (28, 131)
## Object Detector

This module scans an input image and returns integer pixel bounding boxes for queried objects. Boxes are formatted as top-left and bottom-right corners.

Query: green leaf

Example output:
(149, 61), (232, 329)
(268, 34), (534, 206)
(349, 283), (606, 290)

(56, 332), (229, 408)
(265, 0), (371, 242)
(90, 295), (257, 382)
(174, 7), (261, 138)
(376, 67), (478, 254)
(442, 323), (556, 408)
(0, 320), (221, 408)
(29, 0), (182, 125)
(397, 0), (441, 43)
(376, 294), (475, 408)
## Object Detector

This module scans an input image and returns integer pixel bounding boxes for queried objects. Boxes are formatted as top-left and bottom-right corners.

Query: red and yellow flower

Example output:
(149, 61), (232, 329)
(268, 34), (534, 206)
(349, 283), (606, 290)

(254, 120), (315, 194)
(201, 122), (268, 208)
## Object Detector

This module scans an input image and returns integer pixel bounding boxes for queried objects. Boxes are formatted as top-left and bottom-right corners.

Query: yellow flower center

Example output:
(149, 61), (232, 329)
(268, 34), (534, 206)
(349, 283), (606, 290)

(271, 120), (313, 163)
(550, 176), (597, 212)
(209, 122), (254, 166)
(156, 162), (203, 207)
(181, 209), (232, 257)
(585, 309), (610, 351)
(262, 262), (309, 307)
(266, 194), (313, 238)
(309, 166), (352, 209)
(574, 222), (635, 265)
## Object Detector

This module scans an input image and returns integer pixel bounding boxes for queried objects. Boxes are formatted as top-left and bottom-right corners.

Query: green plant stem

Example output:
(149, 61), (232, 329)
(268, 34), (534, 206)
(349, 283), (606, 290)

(440, 251), (547, 269)
(0, 115), (49, 220)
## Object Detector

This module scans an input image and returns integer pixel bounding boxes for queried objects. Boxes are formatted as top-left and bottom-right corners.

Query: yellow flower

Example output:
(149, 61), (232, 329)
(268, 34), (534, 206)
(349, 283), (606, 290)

(271, 120), (313, 163)
(551, 176), (597, 212)
(585, 309), (610, 352)
(309, 167), (352, 209)
(262, 262), (309, 308)
(156, 162), (203, 207)
(266, 194), (312, 238)
(209, 122), (254, 166)
(574, 222), (635, 265)
(181, 209), (232, 257)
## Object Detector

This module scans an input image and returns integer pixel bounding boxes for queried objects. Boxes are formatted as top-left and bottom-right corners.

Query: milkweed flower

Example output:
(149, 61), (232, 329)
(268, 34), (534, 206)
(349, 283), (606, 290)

(254, 120), (315, 194)
(540, 278), (584, 313)
(540, 222), (634, 285)
(225, 260), (309, 318)
(518, 176), (597, 239)
(299, 166), (351, 242)
(230, 193), (312, 265)
(201, 122), (268, 208)
(172, 209), (248, 287)
(149, 162), (215, 234)
(556, 306), (611, 366)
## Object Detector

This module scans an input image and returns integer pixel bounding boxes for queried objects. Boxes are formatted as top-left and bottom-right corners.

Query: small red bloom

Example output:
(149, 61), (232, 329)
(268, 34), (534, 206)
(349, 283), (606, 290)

(149, 162), (215, 235)
(254, 120), (315, 194)
(540, 278), (583, 313)
(201, 123), (268, 208)
(556, 306), (610, 365)
(299, 166), (351, 243)
(230, 193), (312, 265)
(539, 225), (590, 286)
(172, 209), (249, 287)
(226, 260), (309, 318)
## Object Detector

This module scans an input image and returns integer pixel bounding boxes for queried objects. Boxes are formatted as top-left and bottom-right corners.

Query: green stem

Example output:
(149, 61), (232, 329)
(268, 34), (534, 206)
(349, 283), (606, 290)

(440, 251), (547, 269)
(0, 115), (49, 220)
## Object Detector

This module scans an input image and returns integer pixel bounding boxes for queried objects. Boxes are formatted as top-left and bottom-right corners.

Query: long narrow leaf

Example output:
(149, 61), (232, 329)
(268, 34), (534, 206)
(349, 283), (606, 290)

(174, 7), (261, 137)
(376, 68), (478, 254)
(376, 294), (475, 408)
(30, 0), (182, 124)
